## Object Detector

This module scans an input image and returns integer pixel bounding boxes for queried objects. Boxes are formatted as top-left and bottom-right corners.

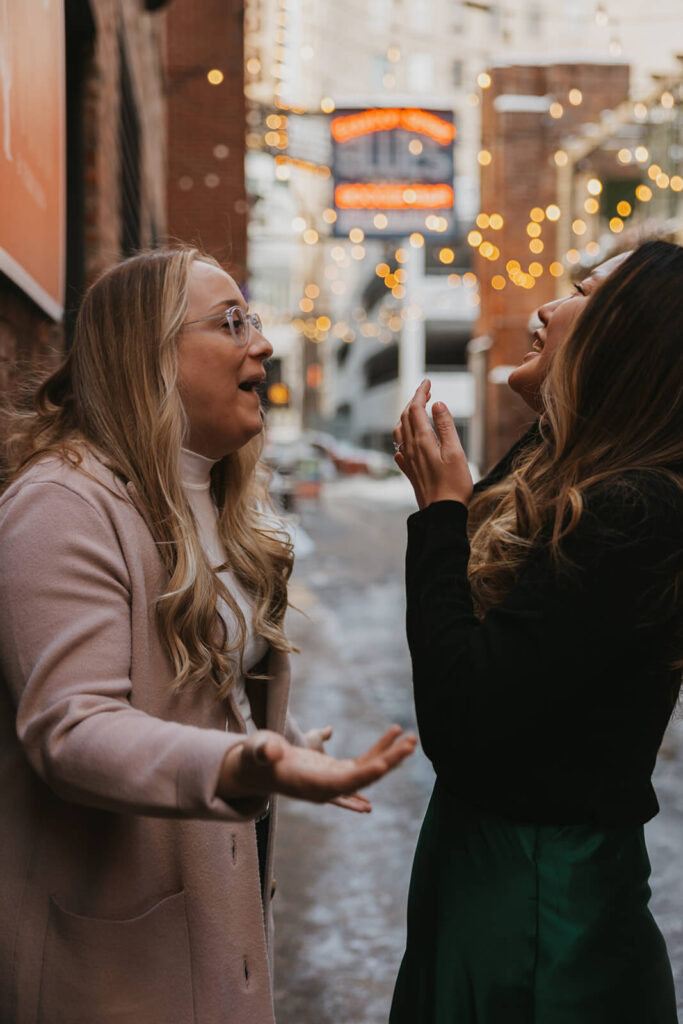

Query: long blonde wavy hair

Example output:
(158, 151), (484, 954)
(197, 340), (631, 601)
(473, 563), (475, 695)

(467, 240), (683, 667)
(2, 247), (295, 696)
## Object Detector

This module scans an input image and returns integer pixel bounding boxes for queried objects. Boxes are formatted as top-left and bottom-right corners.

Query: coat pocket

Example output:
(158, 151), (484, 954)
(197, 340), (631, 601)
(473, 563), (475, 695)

(37, 890), (194, 1024)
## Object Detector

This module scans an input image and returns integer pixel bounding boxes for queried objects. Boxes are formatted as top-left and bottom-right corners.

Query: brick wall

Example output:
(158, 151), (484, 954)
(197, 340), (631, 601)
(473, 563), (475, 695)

(475, 61), (630, 467)
(165, 0), (248, 287)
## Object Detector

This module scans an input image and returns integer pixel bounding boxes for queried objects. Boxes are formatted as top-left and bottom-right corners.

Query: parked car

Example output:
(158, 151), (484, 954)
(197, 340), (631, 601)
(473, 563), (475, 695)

(304, 431), (397, 478)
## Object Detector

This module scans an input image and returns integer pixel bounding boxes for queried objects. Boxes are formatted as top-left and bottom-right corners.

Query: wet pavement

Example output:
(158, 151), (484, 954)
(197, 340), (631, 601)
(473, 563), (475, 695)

(273, 476), (683, 1023)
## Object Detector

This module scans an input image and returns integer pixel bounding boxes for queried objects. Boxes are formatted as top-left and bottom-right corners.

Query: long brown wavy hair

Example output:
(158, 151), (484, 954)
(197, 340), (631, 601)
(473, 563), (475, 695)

(2, 248), (295, 696)
(468, 240), (683, 666)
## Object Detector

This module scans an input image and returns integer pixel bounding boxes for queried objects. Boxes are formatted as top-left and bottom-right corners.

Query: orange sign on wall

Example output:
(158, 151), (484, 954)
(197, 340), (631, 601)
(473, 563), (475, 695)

(0, 0), (66, 320)
(335, 182), (455, 210)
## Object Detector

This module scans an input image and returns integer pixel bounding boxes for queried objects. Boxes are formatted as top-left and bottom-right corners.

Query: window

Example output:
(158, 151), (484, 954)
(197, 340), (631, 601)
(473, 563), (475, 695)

(526, 1), (541, 36)
(452, 59), (463, 88)
(408, 0), (434, 31)
(118, 35), (141, 257)
(408, 52), (434, 93)
(364, 343), (399, 388)
(424, 326), (470, 369)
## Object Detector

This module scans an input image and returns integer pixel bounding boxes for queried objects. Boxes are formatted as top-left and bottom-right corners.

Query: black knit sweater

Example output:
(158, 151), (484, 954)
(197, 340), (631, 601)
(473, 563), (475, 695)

(406, 468), (682, 826)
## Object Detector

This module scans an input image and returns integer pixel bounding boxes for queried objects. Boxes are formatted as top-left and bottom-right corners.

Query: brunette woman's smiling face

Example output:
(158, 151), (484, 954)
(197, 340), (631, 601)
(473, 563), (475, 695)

(508, 252), (630, 413)
(177, 260), (273, 459)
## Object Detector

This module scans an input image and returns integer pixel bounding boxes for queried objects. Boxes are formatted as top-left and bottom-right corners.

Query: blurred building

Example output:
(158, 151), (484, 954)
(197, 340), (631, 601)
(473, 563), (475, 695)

(0, 0), (169, 399)
(165, 0), (248, 285)
(243, 0), (683, 464)
(473, 58), (630, 467)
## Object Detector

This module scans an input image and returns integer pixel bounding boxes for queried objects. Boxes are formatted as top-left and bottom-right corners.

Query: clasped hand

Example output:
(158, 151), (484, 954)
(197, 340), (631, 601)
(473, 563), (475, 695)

(393, 379), (473, 510)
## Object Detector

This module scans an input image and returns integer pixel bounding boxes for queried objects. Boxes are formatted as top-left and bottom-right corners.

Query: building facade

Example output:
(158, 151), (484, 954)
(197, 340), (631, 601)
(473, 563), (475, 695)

(242, 0), (683, 465)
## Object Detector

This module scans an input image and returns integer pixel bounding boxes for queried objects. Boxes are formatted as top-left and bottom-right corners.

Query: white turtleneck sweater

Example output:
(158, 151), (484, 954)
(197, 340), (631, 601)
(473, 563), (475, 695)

(180, 448), (268, 734)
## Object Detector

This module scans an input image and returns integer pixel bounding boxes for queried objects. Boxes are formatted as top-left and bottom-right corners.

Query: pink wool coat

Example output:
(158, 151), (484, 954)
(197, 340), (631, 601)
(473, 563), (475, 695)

(0, 452), (305, 1024)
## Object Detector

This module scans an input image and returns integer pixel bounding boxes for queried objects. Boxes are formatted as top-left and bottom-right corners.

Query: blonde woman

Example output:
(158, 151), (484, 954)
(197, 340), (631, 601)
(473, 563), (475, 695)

(390, 240), (681, 1023)
(0, 248), (416, 1024)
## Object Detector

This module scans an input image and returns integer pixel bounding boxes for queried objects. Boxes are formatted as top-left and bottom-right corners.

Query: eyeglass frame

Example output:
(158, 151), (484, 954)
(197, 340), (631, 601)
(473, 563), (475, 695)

(183, 305), (263, 347)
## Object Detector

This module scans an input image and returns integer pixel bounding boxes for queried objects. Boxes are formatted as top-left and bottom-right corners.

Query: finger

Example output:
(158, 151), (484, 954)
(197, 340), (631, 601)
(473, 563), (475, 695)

(376, 734), (418, 771)
(399, 380), (431, 445)
(331, 793), (373, 813)
(305, 725), (333, 751)
(356, 725), (404, 763)
(249, 732), (287, 766)
(413, 379), (431, 406)
(431, 402), (461, 454)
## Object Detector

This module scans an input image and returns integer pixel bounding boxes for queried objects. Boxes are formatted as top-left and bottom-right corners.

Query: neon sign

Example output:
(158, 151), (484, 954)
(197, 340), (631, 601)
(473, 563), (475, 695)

(335, 183), (454, 210)
(331, 107), (456, 145)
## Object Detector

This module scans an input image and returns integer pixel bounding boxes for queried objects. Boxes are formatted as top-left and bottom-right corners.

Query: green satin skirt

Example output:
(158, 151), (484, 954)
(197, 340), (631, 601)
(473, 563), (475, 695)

(390, 780), (677, 1024)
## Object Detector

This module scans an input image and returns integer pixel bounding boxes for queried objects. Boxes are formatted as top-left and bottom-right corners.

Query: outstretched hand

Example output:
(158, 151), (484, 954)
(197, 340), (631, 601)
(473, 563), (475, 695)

(218, 725), (418, 813)
(393, 379), (473, 509)
(305, 725), (373, 813)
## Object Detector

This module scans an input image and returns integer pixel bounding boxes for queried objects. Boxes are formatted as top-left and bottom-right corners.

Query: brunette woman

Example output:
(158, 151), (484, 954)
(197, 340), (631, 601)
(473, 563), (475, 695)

(390, 240), (682, 1023)
(0, 248), (416, 1024)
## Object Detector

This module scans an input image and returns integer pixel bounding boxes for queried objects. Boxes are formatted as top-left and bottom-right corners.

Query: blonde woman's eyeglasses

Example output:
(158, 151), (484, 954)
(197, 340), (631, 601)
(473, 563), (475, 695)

(184, 306), (263, 347)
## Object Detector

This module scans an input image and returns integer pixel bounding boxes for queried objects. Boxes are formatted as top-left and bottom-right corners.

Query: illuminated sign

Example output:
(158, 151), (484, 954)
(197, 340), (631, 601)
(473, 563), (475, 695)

(0, 0), (65, 319)
(331, 107), (455, 238)
(331, 108), (456, 146)
(335, 183), (454, 210)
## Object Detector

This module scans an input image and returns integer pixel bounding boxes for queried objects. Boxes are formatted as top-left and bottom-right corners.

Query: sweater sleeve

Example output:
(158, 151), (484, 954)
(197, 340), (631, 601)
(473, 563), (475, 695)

(0, 481), (263, 822)
(405, 490), (679, 785)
